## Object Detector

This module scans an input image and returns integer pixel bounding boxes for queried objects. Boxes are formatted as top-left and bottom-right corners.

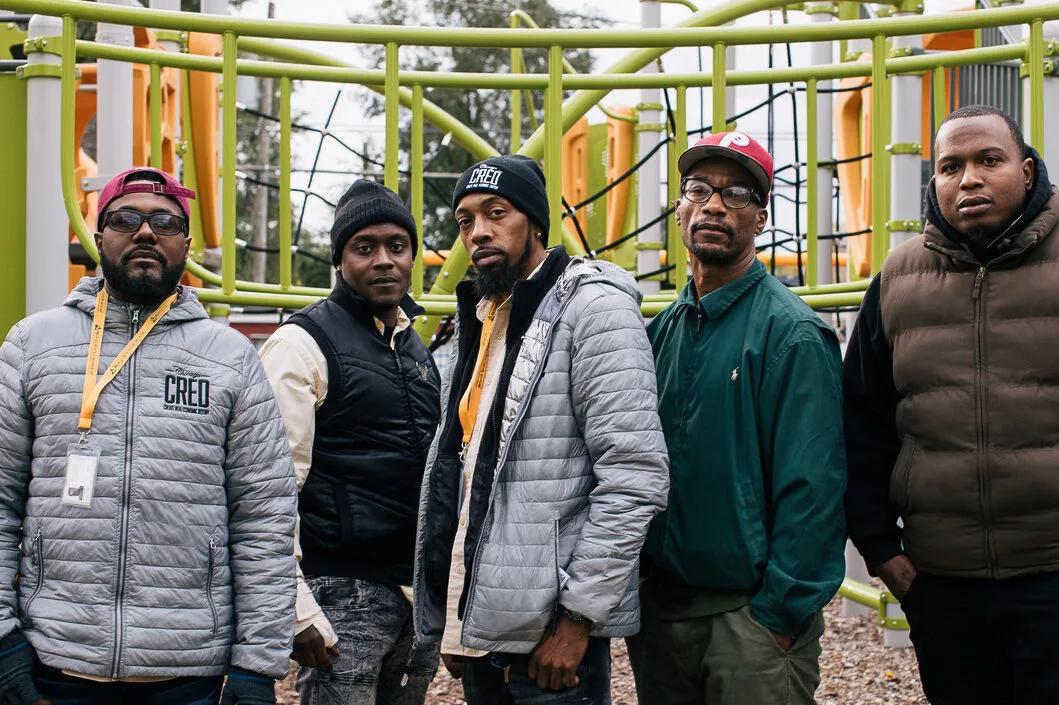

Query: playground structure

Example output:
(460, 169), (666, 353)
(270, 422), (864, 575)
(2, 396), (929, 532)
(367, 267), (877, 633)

(2, 0), (1059, 649)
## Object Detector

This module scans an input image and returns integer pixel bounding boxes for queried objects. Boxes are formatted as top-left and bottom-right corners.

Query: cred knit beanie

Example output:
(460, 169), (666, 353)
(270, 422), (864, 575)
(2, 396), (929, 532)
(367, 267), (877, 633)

(330, 180), (419, 265)
(451, 155), (549, 237)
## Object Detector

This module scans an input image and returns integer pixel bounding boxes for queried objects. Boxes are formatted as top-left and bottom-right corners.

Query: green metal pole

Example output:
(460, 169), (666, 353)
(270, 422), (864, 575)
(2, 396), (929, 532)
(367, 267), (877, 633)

(1029, 18), (1045, 153)
(712, 42), (726, 131)
(871, 34), (888, 274)
(279, 75), (292, 290)
(149, 62), (162, 168)
(546, 44), (563, 247)
(221, 30), (237, 295)
(669, 85), (688, 292)
(180, 71), (205, 259)
(61, 15), (97, 260)
(932, 67), (946, 134)
(411, 83), (425, 299)
(510, 12), (522, 153)
(385, 42), (400, 192)
(806, 78), (818, 289)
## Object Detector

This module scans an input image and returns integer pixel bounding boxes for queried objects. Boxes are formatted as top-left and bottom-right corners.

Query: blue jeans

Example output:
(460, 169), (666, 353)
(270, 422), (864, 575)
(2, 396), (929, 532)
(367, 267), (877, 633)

(33, 665), (223, 705)
(296, 576), (439, 705)
(461, 636), (612, 705)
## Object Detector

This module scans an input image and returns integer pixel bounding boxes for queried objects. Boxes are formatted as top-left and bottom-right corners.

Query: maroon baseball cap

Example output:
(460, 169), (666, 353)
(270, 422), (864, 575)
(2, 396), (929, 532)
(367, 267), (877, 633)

(97, 167), (196, 222)
(678, 131), (774, 199)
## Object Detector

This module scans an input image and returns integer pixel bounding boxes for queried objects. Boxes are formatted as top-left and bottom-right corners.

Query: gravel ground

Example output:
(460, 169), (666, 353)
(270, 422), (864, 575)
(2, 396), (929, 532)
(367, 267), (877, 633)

(277, 597), (925, 704)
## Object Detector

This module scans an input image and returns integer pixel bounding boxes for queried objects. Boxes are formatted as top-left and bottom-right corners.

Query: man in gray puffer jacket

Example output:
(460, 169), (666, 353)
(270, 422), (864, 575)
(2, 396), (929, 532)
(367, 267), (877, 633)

(0, 168), (297, 705)
(414, 155), (669, 704)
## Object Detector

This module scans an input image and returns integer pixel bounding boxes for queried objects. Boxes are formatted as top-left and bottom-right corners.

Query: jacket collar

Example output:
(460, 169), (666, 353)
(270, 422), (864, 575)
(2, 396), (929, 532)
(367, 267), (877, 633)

(328, 274), (425, 328)
(677, 258), (768, 321)
(65, 276), (207, 324)
(455, 246), (571, 332)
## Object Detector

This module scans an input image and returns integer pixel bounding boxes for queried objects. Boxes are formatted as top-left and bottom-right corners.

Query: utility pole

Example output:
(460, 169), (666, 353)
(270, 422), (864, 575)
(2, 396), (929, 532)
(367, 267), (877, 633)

(251, 1), (276, 284)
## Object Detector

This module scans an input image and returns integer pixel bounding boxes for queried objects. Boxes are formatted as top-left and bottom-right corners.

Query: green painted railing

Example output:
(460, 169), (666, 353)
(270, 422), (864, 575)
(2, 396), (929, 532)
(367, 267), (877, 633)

(6, 0), (1058, 323)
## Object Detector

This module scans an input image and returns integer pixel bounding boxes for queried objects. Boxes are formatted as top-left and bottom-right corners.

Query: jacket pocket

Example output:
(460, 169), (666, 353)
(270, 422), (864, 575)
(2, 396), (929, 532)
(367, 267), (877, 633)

(23, 528), (45, 624)
(205, 536), (218, 638)
(889, 436), (919, 513)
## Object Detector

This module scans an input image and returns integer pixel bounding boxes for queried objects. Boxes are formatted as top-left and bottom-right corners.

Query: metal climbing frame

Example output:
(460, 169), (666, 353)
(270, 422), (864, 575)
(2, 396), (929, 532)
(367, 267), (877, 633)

(5, 0), (1059, 328)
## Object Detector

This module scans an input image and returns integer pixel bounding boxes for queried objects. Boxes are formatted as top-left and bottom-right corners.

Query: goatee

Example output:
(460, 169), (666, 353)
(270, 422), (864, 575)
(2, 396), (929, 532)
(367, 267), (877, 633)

(99, 249), (185, 307)
(472, 233), (533, 300)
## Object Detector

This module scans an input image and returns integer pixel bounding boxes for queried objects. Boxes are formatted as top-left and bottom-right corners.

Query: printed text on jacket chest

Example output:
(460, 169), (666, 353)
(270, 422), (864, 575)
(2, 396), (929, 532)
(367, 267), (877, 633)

(162, 365), (211, 415)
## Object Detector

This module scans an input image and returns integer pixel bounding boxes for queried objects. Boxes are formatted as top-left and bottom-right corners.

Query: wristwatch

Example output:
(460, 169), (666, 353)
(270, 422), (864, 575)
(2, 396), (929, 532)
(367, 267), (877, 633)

(558, 606), (592, 627)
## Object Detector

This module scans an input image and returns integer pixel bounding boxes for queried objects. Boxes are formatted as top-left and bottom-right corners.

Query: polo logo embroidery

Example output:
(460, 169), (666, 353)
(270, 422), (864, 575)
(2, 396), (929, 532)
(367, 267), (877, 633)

(163, 365), (211, 415)
(719, 132), (750, 149)
(731, 367), (739, 382)
(466, 164), (503, 190)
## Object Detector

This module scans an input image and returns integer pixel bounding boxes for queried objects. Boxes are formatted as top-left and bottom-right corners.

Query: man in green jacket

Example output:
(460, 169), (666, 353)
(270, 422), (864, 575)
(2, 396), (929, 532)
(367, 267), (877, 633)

(629, 131), (846, 705)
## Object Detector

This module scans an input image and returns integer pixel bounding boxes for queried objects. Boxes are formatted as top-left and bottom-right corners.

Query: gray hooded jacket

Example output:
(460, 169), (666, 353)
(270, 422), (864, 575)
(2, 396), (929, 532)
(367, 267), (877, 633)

(414, 254), (670, 654)
(0, 278), (297, 680)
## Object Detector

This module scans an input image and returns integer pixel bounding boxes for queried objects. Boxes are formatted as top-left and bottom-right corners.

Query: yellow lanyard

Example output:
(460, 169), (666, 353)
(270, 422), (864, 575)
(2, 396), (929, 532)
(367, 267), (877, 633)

(78, 287), (177, 433)
(457, 300), (501, 446)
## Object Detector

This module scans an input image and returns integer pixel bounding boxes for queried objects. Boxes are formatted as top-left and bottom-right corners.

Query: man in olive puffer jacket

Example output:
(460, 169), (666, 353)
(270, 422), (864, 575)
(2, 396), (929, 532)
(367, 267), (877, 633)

(0, 168), (297, 705)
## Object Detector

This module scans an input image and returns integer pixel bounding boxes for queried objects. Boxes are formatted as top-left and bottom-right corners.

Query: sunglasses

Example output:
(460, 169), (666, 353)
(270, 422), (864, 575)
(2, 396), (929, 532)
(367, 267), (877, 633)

(103, 209), (188, 237)
(680, 178), (762, 209)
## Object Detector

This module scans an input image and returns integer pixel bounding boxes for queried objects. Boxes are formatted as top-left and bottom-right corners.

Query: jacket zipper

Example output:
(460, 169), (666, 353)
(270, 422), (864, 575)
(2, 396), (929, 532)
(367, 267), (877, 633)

(393, 345), (428, 468)
(112, 307), (140, 679)
(24, 528), (44, 624)
(971, 268), (998, 577)
(461, 289), (577, 644)
(206, 537), (218, 637)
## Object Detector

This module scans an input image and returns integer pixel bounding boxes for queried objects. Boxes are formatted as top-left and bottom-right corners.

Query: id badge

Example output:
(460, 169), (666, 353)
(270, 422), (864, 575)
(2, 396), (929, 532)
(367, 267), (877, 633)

(63, 444), (100, 508)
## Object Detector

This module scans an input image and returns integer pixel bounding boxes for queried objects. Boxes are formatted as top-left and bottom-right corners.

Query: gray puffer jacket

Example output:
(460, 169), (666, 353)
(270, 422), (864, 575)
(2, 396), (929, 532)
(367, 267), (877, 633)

(414, 251), (670, 654)
(0, 278), (296, 679)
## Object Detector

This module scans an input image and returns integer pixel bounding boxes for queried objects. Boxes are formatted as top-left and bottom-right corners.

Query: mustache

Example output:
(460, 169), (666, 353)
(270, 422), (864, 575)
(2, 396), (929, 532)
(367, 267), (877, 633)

(471, 247), (506, 264)
(121, 246), (165, 265)
(692, 221), (733, 237)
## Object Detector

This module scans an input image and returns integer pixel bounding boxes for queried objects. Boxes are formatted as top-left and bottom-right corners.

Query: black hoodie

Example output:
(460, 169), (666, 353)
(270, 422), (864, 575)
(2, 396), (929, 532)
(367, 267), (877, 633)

(844, 148), (1053, 572)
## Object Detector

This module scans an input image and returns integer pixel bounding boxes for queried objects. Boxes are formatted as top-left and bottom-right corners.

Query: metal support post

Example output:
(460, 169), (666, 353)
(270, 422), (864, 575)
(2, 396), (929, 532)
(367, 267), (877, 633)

(384, 42), (399, 192)
(149, 0), (181, 148)
(1021, 10), (1059, 166)
(636, 0), (663, 296)
(870, 35), (889, 274)
(411, 84), (425, 299)
(24, 13), (65, 315)
(889, 8), (924, 250)
(809, 3), (835, 287)
(95, 0), (137, 182)
(250, 1), (275, 284)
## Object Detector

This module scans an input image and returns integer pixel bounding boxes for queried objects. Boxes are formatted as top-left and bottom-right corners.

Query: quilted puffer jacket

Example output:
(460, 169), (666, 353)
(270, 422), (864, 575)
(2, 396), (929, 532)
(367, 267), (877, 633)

(0, 278), (297, 680)
(414, 254), (670, 654)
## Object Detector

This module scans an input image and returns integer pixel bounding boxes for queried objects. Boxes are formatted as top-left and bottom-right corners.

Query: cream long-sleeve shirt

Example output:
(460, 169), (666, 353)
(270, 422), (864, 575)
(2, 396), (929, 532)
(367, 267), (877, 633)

(259, 310), (412, 648)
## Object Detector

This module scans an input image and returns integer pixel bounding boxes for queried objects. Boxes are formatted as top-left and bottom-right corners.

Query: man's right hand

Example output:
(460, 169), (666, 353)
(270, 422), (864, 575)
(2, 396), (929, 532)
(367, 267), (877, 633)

(0, 632), (51, 705)
(291, 626), (339, 669)
(877, 554), (918, 601)
(440, 654), (464, 680)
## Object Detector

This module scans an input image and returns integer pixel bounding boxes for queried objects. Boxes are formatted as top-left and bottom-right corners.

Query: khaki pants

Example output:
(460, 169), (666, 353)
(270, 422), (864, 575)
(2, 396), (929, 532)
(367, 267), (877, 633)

(626, 605), (824, 705)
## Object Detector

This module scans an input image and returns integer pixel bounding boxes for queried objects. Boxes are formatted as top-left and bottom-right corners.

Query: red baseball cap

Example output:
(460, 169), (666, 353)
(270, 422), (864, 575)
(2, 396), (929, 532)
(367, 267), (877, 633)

(97, 167), (196, 222)
(677, 131), (774, 199)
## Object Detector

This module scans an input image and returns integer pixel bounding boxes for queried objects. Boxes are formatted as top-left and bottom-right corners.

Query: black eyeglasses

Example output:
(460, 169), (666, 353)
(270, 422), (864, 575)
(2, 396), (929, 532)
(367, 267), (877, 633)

(680, 178), (761, 209)
(103, 209), (187, 237)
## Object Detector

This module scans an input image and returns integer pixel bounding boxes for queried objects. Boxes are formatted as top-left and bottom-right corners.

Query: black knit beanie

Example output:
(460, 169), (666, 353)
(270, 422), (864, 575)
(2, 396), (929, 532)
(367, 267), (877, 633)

(452, 155), (549, 237)
(330, 180), (418, 265)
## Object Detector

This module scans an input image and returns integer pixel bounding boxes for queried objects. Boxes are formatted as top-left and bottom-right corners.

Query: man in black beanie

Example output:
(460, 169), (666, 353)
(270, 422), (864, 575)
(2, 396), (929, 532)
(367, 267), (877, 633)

(413, 155), (669, 704)
(260, 179), (441, 705)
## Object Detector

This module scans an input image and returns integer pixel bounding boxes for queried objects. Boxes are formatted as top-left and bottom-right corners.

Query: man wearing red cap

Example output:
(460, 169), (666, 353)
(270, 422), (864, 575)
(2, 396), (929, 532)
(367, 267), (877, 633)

(0, 168), (297, 705)
(628, 133), (846, 704)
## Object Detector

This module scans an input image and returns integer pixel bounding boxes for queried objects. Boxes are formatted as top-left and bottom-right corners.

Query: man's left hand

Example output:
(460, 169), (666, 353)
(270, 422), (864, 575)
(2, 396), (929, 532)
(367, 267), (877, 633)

(769, 630), (793, 652)
(527, 614), (590, 691)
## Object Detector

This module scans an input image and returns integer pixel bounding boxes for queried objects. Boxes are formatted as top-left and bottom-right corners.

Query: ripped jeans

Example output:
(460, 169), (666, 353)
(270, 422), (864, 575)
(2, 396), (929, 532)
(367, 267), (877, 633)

(296, 576), (439, 705)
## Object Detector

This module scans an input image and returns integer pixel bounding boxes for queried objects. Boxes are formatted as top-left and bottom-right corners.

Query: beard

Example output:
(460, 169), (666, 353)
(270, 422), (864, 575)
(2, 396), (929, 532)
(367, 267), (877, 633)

(471, 228), (534, 300)
(99, 247), (185, 306)
(686, 222), (740, 266)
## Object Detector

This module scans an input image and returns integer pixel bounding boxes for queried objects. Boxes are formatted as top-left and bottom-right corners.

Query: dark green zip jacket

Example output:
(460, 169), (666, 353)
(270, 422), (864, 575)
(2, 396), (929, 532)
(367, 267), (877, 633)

(645, 259), (846, 636)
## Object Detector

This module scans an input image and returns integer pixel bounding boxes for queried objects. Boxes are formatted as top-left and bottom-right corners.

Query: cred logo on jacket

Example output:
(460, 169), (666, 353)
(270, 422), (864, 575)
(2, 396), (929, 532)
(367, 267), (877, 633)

(163, 366), (211, 415)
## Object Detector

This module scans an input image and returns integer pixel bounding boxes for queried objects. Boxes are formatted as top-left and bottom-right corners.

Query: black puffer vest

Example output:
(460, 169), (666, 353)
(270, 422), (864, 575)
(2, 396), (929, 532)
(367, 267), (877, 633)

(287, 278), (440, 584)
